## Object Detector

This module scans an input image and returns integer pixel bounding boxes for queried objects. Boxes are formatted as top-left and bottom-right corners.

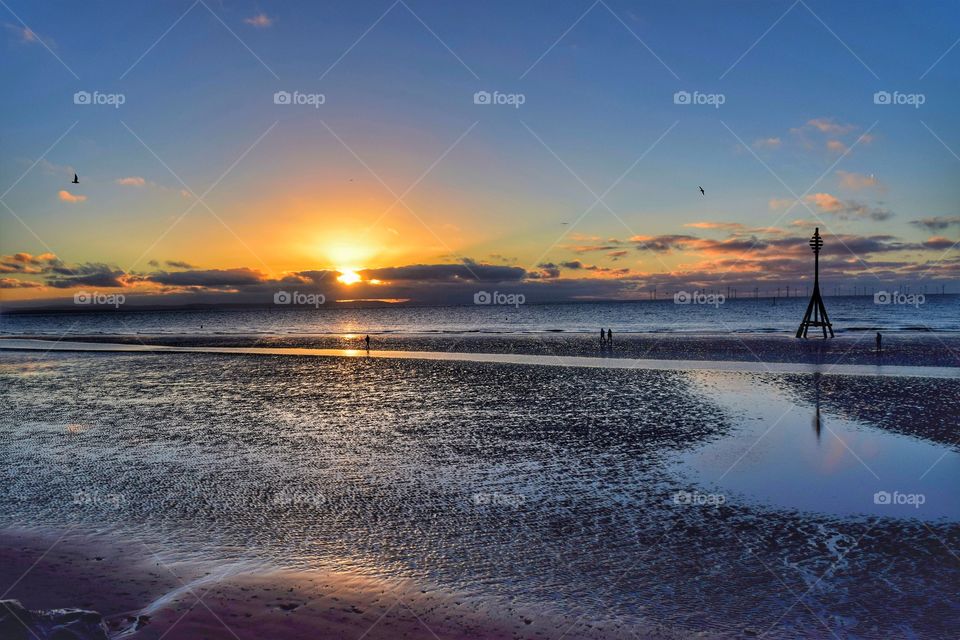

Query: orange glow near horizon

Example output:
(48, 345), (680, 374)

(337, 269), (362, 285)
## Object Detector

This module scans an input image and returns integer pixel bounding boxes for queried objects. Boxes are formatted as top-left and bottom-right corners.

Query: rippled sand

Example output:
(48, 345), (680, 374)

(1, 349), (958, 638)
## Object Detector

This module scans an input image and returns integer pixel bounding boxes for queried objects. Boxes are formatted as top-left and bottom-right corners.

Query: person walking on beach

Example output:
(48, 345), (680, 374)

(607, 328), (613, 346)
(365, 335), (371, 351)
(599, 328), (606, 347)
(876, 331), (882, 355)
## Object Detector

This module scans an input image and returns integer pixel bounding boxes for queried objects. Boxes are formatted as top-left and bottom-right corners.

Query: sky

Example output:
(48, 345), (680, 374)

(1, 0), (959, 308)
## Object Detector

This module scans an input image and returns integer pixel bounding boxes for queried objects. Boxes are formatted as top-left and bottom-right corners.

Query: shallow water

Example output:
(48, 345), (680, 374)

(1, 350), (957, 638)
(678, 372), (960, 520)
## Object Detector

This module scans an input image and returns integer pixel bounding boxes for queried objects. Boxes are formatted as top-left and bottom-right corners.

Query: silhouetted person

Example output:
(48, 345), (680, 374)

(607, 329), (613, 345)
(876, 331), (882, 354)
(599, 328), (606, 346)
(365, 335), (371, 351)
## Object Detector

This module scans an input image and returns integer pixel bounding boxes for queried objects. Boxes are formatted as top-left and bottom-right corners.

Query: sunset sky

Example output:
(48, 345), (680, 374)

(2, 0), (959, 307)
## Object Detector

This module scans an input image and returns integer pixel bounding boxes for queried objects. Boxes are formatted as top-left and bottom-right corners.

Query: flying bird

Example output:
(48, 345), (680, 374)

(72, 173), (79, 184)
(698, 186), (705, 196)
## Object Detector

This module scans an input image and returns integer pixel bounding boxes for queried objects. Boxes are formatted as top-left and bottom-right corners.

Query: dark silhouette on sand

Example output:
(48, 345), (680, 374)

(876, 332), (882, 354)
(607, 329), (613, 345)
(796, 228), (834, 339)
(599, 328), (606, 346)
(365, 335), (370, 351)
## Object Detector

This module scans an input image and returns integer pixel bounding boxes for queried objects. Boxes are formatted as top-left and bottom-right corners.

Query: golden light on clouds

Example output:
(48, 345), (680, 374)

(337, 269), (362, 285)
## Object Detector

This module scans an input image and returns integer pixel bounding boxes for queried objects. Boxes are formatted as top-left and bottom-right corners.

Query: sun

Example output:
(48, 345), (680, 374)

(337, 269), (362, 285)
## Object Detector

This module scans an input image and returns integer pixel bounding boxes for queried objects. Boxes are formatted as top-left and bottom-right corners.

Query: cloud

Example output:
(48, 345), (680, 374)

(571, 244), (619, 254)
(769, 198), (795, 210)
(3, 240), (956, 308)
(165, 260), (196, 269)
(116, 176), (146, 187)
(3, 22), (48, 46)
(45, 263), (127, 289)
(144, 268), (267, 288)
(909, 216), (960, 231)
(803, 118), (856, 136)
(0, 277), (43, 289)
(244, 13), (273, 27)
(836, 171), (880, 190)
(922, 236), (955, 250)
(753, 137), (781, 149)
(533, 263), (561, 279)
(0, 252), (60, 274)
(629, 234), (698, 253)
(804, 193), (893, 221)
(826, 140), (847, 154)
(359, 262), (526, 283)
(805, 193), (843, 212)
(685, 222), (746, 231)
(58, 190), (86, 203)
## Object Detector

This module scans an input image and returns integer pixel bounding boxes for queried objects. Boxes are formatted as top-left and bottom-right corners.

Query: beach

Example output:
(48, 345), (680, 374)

(4, 330), (960, 367)
(1, 337), (958, 639)
(2, 529), (644, 640)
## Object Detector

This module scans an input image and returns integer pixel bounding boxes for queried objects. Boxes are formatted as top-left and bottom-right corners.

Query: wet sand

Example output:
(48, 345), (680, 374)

(4, 331), (959, 367)
(0, 529), (658, 640)
(3, 341), (958, 638)
(2, 337), (959, 379)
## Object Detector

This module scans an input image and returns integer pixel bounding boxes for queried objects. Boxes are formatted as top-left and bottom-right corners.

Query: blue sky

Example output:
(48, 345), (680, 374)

(1, 0), (959, 305)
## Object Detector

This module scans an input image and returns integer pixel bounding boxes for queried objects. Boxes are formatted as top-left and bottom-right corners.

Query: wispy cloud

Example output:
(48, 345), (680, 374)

(753, 137), (781, 149)
(836, 170), (881, 191)
(909, 215), (960, 231)
(244, 13), (273, 28)
(58, 189), (86, 203)
(116, 176), (146, 187)
(805, 193), (893, 221)
(3, 22), (48, 46)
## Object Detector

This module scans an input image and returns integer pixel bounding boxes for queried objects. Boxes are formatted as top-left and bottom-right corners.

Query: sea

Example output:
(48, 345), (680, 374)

(2, 294), (958, 337)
